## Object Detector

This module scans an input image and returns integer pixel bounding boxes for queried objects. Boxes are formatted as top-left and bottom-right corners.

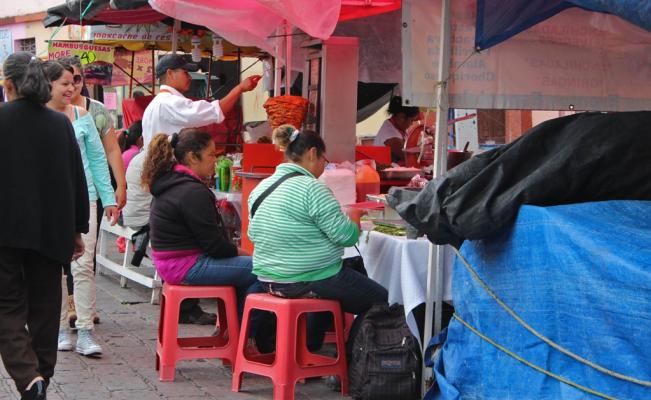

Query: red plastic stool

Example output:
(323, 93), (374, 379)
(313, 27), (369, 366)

(232, 293), (348, 400)
(324, 312), (355, 344)
(156, 283), (239, 381)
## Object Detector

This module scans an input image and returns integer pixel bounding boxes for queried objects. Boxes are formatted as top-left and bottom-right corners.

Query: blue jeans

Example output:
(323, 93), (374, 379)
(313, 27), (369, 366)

(261, 267), (388, 354)
(183, 254), (264, 325)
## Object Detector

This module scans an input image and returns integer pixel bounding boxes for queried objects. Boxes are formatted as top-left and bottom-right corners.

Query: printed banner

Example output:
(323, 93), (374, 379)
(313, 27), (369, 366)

(91, 23), (172, 42)
(48, 41), (115, 86)
(112, 48), (154, 88)
(402, 0), (651, 111)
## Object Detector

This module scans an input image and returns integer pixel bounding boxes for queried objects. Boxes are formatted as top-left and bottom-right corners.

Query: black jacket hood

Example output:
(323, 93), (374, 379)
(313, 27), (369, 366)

(151, 170), (201, 197)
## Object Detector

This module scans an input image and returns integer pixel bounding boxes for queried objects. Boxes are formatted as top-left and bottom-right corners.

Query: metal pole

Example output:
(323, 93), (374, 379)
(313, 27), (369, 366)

(151, 48), (156, 95)
(128, 50), (135, 97)
(206, 50), (213, 100)
(273, 24), (283, 97)
(112, 62), (153, 95)
(171, 19), (181, 55)
(285, 22), (292, 96)
(422, 0), (451, 392)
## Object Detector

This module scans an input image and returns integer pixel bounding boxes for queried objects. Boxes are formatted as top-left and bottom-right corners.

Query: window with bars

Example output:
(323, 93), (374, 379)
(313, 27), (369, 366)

(17, 38), (36, 54)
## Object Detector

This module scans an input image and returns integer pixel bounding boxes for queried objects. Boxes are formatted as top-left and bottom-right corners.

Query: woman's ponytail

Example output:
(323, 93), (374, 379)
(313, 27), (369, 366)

(141, 134), (175, 192)
(272, 124), (325, 162)
(3, 52), (51, 105)
(119, 120), (143, 152)
(141, 129), (213, 191)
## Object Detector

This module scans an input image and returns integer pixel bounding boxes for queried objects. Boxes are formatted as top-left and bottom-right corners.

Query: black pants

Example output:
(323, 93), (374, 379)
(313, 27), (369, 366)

(0, 247), (62, 393)
(262, 267), (388, 356)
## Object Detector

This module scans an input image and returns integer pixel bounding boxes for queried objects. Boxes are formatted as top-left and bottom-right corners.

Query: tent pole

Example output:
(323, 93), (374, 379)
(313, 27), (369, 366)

(171, 19), (180, 55)
(151, 48), (156, 95)
(285, 21), (292, 96)
(273, 24), (284, 97)
(423, 0), (451, 392)
(128, 50), (135, 97)
(206, 50), (213, 101)
(112, 62), (153, 95)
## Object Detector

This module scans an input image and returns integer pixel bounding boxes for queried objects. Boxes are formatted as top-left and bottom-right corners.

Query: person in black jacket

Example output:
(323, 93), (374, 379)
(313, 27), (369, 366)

(142, 129), (263, 323)
(0, 52), (89, 400)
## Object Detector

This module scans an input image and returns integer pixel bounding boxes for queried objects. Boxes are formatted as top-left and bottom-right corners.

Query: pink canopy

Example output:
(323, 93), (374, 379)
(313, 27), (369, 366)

(148, 0), (400, 54)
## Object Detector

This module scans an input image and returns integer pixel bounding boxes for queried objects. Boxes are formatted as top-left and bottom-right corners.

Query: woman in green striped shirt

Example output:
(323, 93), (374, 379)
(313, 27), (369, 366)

(248, 125), (388, 355)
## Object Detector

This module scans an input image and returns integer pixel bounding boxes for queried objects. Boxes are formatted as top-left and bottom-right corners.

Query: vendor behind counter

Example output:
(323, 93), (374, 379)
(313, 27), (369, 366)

(373, 95), (419, 164)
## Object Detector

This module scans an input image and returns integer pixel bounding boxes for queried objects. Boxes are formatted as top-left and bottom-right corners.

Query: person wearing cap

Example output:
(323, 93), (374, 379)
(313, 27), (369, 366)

(142, 54), (260, 148)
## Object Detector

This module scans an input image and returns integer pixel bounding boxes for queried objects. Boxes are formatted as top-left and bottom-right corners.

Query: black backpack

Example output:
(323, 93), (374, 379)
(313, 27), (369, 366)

(349, 303), (422, 400)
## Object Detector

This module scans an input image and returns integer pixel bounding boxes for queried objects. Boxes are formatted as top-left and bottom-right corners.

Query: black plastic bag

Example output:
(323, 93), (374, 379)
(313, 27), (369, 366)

(130, 225), (150, 267)
(342, 245), (367, 276)
(389, 111), (651, 247)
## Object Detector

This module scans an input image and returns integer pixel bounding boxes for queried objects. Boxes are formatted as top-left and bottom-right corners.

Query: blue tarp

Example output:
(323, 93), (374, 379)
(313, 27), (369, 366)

(431, 201), (651, 399)
(476, 0), (651, 50)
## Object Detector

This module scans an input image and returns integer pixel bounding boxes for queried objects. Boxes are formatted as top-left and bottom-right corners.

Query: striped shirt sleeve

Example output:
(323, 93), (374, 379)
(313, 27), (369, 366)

(305, 180), (359, 247)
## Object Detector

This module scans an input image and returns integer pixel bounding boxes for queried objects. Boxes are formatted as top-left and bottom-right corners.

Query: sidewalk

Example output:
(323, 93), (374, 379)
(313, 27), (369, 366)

(0, 271), (343, 399)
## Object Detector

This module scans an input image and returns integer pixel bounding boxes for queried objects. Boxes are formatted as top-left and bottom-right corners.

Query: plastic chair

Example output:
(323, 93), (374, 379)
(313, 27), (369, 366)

(96, 219), (161, 304)
(232, 293), (348, 400)
(156, 283), (239, 381)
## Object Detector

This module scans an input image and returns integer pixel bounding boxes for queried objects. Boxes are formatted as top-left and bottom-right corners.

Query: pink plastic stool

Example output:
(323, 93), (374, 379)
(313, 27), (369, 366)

(232, 293), (348, 400)
(156, 283), (239, 381)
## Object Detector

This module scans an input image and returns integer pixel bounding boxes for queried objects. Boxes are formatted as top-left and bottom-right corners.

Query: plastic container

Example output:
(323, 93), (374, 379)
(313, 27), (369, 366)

(319, 164), (356, 207)
(355, 160), (380, 203)
(230, 153), (243, 192)
(216, 156), (233, 192)
(230, 166), (242, 192)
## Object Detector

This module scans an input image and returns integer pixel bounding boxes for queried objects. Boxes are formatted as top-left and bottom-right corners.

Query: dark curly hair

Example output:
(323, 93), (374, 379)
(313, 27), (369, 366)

(141, 128), (213, 191)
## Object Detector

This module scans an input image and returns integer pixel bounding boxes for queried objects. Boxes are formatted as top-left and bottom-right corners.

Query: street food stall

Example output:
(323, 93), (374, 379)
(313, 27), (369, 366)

(44, 0), (265, 158)
(393, 0), (651, 398)
(42, 0), (483, 395)
(152, 1), (651, 398)
(40, 1), (651, 398)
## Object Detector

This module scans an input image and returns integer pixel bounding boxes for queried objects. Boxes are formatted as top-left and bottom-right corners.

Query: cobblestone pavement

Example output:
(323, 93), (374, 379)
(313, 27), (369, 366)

(0, 269), (343, 400)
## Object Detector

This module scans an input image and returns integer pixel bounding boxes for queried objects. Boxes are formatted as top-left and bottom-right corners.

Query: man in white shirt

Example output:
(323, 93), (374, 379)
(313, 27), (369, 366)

(142, 54), (260, 147)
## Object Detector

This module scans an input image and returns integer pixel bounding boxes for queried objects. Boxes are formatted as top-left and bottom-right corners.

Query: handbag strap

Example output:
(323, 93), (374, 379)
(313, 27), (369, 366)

(250, 172), (304, 218)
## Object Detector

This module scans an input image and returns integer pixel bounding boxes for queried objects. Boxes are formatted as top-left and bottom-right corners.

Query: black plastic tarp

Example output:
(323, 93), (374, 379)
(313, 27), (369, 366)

(387, 111), (651, 247)
(44, 0), (159, 28)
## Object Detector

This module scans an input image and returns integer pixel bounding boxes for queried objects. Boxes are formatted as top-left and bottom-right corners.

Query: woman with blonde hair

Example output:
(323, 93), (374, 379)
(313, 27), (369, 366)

(249, 124), (388, 358)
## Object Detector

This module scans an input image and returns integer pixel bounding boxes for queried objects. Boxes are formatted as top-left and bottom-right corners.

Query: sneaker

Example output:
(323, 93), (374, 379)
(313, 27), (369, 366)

(20, 379), (46, 400)
(57, 329), (73, 352)
(76, 329), (102, 356)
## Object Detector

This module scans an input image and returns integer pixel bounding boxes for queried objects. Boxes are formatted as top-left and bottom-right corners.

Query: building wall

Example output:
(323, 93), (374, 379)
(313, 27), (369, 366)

(477, 109), (506, 144)
(0, 0), (61, 19)
(2, 20), (68, 56)
(0, 9), (76, 76)
(532, 110), (575, 127)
